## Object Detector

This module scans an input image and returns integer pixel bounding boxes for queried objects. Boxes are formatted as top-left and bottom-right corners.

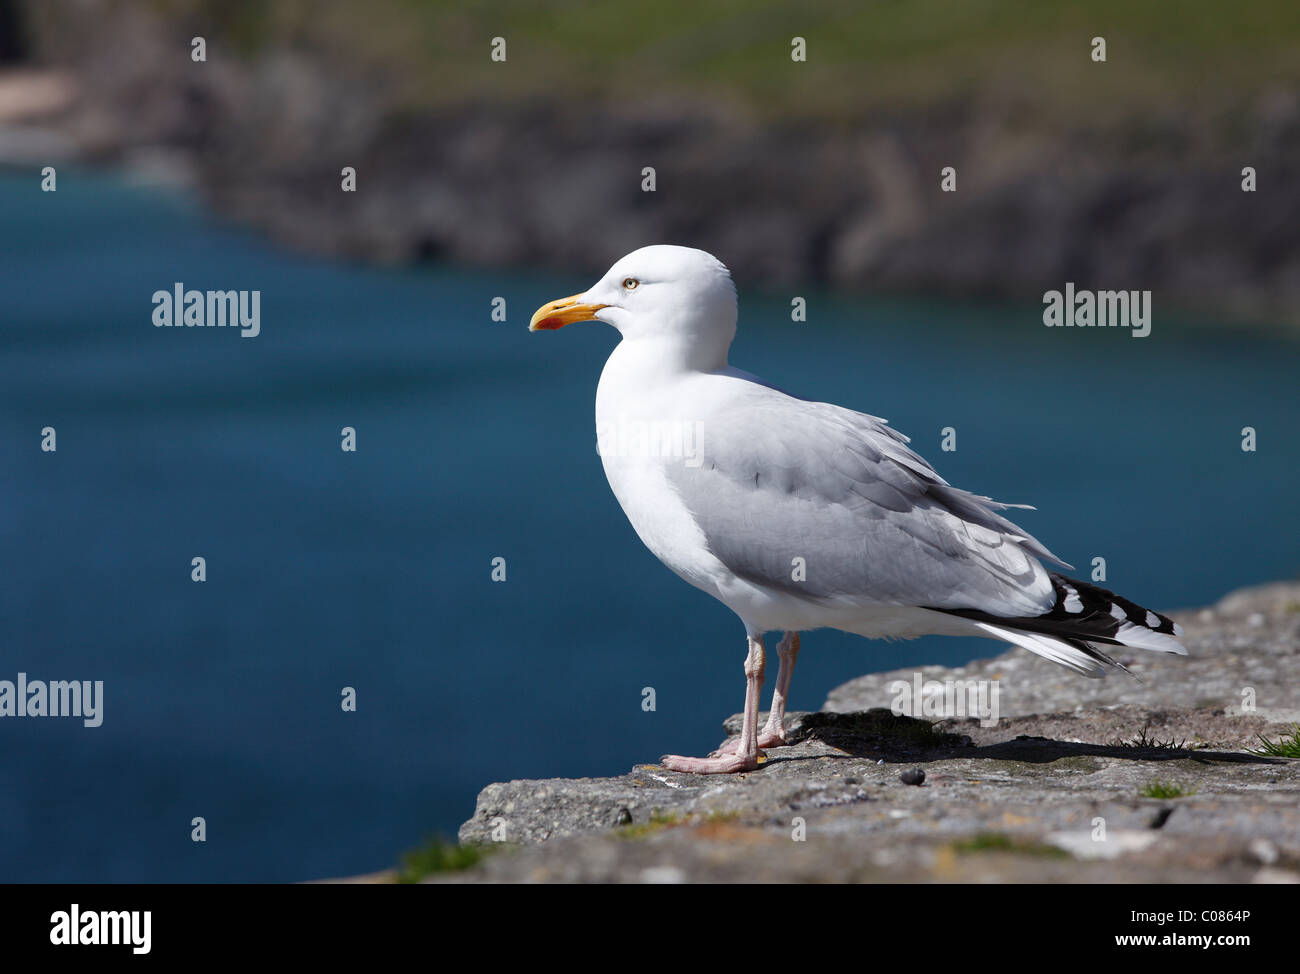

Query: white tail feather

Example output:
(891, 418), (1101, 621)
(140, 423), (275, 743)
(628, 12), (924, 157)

(1111, 622), (1188, 656)
(973, 621), (1109, 679)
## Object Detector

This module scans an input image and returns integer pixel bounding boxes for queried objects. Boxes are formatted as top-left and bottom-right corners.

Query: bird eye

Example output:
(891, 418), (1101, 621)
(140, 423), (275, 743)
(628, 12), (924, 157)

(622, 277), (639, 290)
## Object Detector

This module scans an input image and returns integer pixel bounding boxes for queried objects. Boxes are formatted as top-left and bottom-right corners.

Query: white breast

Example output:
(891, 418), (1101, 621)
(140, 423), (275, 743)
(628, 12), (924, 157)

(595, 344), (729, 598)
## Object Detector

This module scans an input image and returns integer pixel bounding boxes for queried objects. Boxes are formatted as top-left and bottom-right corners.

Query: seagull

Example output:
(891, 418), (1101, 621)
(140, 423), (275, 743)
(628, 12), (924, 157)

(530, 245), (1186, 774)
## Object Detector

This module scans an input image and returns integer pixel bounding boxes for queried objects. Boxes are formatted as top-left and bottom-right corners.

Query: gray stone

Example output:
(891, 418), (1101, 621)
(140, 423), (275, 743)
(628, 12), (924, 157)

(449, 581), (1300, 882)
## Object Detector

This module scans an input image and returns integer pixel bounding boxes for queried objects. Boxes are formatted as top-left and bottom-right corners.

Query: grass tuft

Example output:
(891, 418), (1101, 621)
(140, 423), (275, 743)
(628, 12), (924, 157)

(1111, 723), (1208, 751)
(1140, 780), (1196, 799)
(1248, 724), (1300, 758)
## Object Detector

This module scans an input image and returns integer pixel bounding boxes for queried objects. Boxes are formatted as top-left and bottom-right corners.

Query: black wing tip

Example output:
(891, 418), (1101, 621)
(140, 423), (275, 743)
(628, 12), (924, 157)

(934, 572), (1183, 649)
(1049, 573), (1183, 638)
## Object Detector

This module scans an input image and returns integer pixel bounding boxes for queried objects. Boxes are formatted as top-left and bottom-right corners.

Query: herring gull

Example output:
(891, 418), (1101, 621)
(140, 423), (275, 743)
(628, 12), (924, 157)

(530, 245), (1186, 774)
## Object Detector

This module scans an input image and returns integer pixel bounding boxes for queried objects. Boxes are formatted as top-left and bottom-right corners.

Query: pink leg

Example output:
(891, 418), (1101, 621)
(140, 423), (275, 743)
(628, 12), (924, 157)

(714, 630), (800, 754)
(661, 635), (766, 774)
(759, 631), (800, 747)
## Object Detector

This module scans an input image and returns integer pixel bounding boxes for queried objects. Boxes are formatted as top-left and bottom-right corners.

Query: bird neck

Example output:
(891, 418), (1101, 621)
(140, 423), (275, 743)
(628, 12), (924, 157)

(614, 332), (731, 376)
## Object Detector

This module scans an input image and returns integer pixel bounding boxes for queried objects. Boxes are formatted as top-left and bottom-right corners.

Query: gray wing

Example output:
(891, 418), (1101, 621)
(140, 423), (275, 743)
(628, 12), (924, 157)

(663, 392), (1066, 617)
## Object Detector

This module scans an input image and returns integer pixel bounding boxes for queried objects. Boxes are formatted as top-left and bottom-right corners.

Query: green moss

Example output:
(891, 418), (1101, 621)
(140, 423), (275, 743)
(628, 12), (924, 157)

(396, 836), (495, 883)
(617, 808), (740, 839)
(1248, 725), (1300, 758)
(616, 809), (684, 839)
(950, 832), (1070, 858)
(1140, 780), (1197, 799)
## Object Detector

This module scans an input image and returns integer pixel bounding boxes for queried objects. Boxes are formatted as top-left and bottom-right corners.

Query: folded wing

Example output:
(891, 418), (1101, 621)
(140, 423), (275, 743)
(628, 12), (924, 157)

(663, 391), (1064, 618)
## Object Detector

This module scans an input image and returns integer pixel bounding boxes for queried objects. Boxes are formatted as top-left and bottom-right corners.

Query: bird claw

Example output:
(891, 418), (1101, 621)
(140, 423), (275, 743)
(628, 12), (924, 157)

(711, 730), (790, 755)
(660, 750), (765, 774)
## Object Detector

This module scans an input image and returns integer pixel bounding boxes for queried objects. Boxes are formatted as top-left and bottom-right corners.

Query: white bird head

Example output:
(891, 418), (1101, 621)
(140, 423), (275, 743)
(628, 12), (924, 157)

(530, 245), (738, 369)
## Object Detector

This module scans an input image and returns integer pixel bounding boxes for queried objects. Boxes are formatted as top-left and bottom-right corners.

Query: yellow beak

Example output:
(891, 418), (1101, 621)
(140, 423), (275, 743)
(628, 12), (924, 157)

(529, 293), (609, 331)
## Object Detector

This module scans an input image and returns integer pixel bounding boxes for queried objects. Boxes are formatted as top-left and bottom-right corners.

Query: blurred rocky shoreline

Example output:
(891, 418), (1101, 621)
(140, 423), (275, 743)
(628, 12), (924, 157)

(4, 2), (1300, 325)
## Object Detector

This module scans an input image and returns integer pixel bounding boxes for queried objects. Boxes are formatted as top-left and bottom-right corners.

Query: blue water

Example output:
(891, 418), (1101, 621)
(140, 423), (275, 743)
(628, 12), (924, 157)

(1, 170), (1296, 882)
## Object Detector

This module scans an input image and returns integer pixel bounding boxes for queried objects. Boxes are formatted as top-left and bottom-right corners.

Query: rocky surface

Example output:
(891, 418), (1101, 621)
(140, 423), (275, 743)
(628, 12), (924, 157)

(445, 581), (1300, 883)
